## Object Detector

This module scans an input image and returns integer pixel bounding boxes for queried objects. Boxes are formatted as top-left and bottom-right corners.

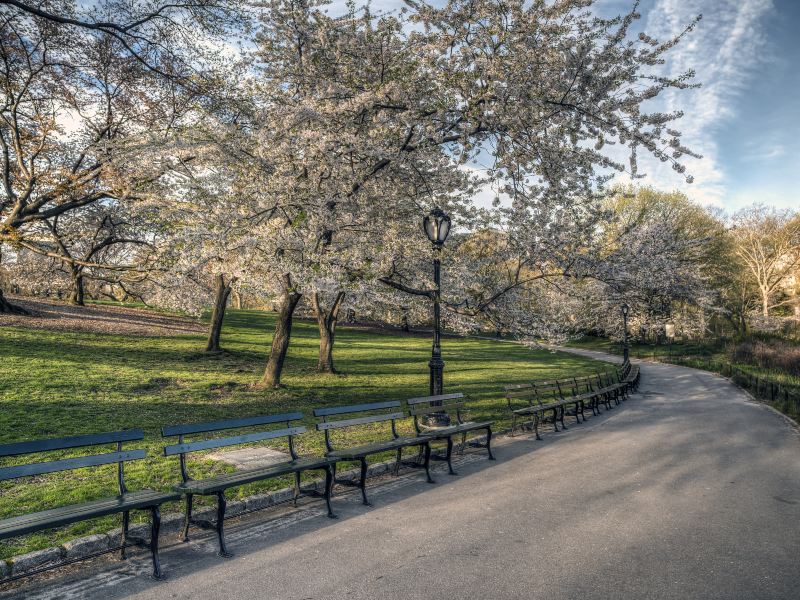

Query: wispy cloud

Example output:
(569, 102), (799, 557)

(634, 0), (775, 205)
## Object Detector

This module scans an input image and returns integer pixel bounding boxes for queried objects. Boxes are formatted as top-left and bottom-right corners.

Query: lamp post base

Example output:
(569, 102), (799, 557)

(427, 356), (450, 426)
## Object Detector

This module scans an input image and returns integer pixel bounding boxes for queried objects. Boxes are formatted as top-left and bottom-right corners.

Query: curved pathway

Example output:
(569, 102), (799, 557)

(6, 359), (800, 599)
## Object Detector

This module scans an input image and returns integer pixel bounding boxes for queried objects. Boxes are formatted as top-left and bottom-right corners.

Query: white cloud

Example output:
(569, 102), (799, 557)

(631, 0), (775, 206)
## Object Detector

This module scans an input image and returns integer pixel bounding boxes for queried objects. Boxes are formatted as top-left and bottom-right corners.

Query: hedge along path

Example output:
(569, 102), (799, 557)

(0, 308), (606, 559)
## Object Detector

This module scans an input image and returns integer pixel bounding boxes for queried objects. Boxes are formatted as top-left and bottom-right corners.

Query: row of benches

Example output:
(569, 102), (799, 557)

(0, 361), (639, 582)
(505, 361), (640, 439)
(0, 393), (492, 580)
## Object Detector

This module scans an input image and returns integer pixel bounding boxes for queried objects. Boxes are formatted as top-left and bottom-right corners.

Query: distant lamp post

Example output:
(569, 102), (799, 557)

(423, 207), (451, 408)
(621, 302), (630, 363)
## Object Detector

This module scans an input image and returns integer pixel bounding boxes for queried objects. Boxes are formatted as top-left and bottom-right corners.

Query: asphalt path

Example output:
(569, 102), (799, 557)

(5, 358), (800, 600)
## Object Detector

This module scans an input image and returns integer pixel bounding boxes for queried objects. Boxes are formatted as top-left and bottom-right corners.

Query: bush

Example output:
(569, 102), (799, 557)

(731, 339), (800, 377)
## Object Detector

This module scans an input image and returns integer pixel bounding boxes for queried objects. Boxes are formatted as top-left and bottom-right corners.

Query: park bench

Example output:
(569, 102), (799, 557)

(406, 393), (495, 475)
(162, 412), (336, 557)
(505, 383), (563, 440)
(313, 401), (434, 506)
(618, 361), (640, 391)
(534, 380), (586, 425)
(569, 374), (611, 415)
(593, 371), (627, 406)
(0, 430), (178, 580)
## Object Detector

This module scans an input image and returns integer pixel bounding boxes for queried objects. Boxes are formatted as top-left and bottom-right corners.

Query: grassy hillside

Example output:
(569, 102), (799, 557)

(0, 309), (605, 558)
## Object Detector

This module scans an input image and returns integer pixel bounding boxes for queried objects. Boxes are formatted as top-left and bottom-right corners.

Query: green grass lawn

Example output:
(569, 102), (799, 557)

(0, 309), (607, 559)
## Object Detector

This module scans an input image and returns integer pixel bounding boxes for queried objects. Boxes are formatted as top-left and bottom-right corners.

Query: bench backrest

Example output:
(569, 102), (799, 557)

(407, 393), (466, 433)
(533, 381), (563, 402)
(0, 430), (146, 495)
(504, 384), (536, 409)
(568, 375), (596, 395)
(313, 401), (404, 453)
(596, 370), (619, 388)
(619, 361), (631, 380)
(162, 412), (305, 483)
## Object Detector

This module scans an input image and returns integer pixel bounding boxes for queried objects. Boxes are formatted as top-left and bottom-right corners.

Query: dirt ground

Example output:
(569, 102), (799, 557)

(0, 296), (205, 336)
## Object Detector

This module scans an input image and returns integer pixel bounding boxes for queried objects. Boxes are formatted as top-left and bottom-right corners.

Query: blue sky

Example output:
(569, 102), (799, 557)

(326, 0), (798, 212)
(619, 0), (800, 210)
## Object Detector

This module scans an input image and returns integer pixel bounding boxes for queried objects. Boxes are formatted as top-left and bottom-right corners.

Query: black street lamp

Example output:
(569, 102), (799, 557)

(621, 302), (630, 363)
(423, 207), (451, 403)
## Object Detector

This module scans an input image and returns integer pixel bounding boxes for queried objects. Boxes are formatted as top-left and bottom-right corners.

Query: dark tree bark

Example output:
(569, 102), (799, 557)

(312, 291), (345, 374)
(205, 274), (236, 352)
(69, 270), (85, 306)
(0, 289), (28, 314)
(259, 275), (301, 388)
(400, 307), (410, 332)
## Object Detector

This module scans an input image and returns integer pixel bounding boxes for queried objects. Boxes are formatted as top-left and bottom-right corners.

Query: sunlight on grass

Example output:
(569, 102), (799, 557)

(0, 310), (606, 558)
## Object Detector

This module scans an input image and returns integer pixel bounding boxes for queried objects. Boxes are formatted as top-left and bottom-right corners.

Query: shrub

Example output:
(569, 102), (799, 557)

(731, 339), (800, 377)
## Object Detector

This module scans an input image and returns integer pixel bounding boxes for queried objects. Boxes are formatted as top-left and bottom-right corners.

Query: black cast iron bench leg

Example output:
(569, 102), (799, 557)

(150, 506), (163, 580)
(445, 437), (457, 475)
(486, 427), (496, 460)
(359, 458), (371, 506)
(183, 494), (193, 542)
(216, 491), (232, 557)
(423, 444), (434, 483)
(323, 466), (337, 518)
(294, 471), (301, 507)
(120, 511), (130, 560)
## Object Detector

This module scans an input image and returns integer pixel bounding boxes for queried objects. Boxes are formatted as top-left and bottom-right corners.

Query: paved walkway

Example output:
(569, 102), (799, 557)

(4, 359), (800, 600)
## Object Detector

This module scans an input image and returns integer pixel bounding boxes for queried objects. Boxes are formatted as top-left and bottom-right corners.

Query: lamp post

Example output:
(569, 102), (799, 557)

(621, 302), (630, 363)
(423, 207), (451, 408)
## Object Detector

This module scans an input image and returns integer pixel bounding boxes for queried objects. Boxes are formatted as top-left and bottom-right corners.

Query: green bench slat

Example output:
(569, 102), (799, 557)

(0, 490), (180, 539)
(0, 450), (147, 482)
(163, 427), (306, 456)
(417, 421), (493, 438)
(0, 430), (143, 458)
(313, 401), (400, 417)
(326, 437), (425, 459)
(176, 457), (332, 494)
(406, 392), (464, 405)
(316, 413), (405, 431)
(162, 413), (303, 437)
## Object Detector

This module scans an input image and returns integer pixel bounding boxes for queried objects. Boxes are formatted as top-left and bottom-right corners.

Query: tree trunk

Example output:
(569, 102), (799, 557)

(205, 274), (236, 352)
(312, 291), (345, 374)
(258, 275), (301, 388)
(0, 288), (28, 314)
(761, 289), (770, 318)
(231, 289), (243, 309)
(69, 270), (85, 306)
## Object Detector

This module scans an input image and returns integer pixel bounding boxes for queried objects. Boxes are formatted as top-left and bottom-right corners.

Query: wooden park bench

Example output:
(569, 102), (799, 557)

(162, 412), (336, 557)
(505, 383), (563, 440)
(0, 430), (178, 580)
(618, 361), (641, 391)
(569, 374), (611, 415)
(593, 371), (628, 406)
(534, 380), (586, 425)
(406, 393), (495, 475)
(313, 401), (434, 506)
